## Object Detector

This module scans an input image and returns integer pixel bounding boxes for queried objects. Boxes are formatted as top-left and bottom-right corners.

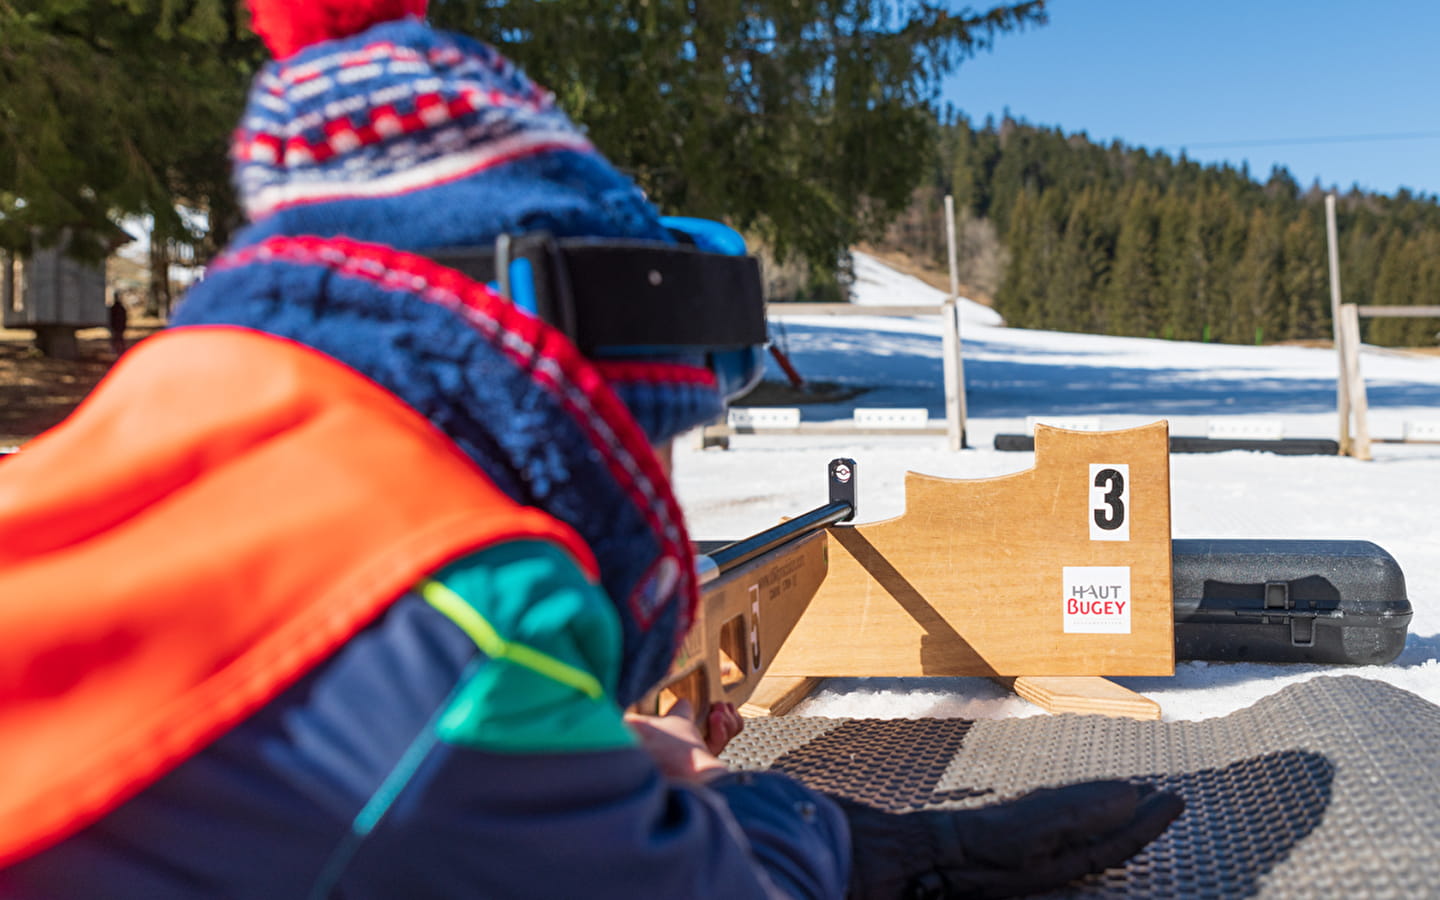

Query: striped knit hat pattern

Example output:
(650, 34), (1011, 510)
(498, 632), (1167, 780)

(233, 0), (725, 444)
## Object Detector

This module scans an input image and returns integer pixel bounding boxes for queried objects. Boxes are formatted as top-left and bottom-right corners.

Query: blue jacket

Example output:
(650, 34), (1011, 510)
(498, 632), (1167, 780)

(0, 237), (851, 898)
(2, 543), (849, 898)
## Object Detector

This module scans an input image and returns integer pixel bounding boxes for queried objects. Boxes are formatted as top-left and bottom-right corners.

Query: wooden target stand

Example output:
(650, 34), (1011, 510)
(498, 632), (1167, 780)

(746, 422), (1175, 720)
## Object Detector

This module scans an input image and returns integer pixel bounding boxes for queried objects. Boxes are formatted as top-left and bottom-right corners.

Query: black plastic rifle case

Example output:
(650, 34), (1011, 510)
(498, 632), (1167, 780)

(1172, 539), (1411, 665)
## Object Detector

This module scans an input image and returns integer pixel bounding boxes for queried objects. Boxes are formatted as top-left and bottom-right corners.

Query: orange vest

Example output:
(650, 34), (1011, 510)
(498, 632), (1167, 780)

(0, 326), (596, 866)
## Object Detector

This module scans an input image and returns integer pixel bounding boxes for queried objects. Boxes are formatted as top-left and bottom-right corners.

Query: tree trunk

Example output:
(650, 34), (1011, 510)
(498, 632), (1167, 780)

(2, 250), (14, 315)
(147, 237), (173, 320)
(33, 325), (79, 360)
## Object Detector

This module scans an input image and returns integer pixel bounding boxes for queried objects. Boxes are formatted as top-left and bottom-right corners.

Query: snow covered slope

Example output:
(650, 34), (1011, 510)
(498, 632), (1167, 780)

(670, 252), (1440, 721)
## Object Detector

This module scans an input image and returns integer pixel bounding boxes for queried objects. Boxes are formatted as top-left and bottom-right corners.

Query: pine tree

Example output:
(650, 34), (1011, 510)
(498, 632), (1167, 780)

(1155, 191), (1201, 340)
(1105, 185), (1161, 337)
(431, 0), (1048, 276)
(1413, 231), (1440, 346)
(1193, 187), (1246, 342)
(1337, 208), (1384, 311)
(1231, 208), (1284, 344)
(0, 1), (260, 259)
(996, 187), (1045, 327)
(1030, 189), (1073, 329)
(1369, 236), (1419, 346)
(1055, 185), (1114, 332)
(1279, 209), (1328, 341)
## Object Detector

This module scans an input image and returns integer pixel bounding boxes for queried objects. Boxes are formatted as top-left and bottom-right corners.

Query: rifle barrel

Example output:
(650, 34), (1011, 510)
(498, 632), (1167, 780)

(695, 500), (854, 584)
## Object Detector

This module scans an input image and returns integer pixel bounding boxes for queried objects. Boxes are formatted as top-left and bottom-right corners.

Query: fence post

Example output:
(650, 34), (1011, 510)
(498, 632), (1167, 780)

(1339, 304), (1372, 460)
(943, 194), (969, 450)
(1325, 193), (1351, 456)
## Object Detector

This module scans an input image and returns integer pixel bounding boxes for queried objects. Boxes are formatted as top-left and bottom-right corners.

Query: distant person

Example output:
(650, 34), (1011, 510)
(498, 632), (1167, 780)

(106, 293), (128, 356)
(0, 1), (1180, 897)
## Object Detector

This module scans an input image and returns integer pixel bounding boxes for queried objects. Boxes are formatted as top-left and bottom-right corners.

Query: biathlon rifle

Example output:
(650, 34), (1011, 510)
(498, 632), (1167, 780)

(642, 454), (1188, 898)
(646, 458), (857, 721)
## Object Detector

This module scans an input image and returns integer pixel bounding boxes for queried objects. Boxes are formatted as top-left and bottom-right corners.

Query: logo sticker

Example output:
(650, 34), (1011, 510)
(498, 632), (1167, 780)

(1063, 566), (1131, 634)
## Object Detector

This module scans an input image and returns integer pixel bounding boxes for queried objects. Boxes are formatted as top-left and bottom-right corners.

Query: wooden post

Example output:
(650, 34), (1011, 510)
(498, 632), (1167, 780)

(1326, 194), (1351, 456)
(941, 195), (969, 450)
(1340, 304), (1372, 460)
(2, 250), (14, 318)
(945, 194), (961, 305)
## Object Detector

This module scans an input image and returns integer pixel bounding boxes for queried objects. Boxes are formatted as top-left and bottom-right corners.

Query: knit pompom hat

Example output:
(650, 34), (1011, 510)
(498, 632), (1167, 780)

(234, 0), (726, 443)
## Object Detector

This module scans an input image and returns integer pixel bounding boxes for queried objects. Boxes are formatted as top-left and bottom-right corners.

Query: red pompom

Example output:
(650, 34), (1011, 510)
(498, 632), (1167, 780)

(247, 0), (429, 59)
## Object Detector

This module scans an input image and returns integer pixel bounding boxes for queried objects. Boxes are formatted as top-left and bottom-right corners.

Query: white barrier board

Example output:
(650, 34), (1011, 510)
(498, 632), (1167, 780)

(1207, 419), (1285, 440)
(854, 408), (929, 429)
(728, 407), (802, 429)
(1026, 416), (1103, 436)
(1404, 421), (1440, 442)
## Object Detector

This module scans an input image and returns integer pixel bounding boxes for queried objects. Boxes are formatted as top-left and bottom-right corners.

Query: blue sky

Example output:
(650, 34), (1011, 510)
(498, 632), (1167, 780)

(942, 0), (1440, 198)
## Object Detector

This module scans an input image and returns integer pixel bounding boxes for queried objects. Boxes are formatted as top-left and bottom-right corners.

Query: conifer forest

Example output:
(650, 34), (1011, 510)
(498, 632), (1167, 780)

(5, 1), (1440, 347)
(881, 114), (1440, 348)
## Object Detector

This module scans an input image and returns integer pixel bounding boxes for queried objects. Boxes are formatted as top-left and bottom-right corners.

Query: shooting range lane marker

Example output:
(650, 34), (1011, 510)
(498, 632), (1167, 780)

(763, 423), (1175, 685)
(1089, 463), (1130, 542)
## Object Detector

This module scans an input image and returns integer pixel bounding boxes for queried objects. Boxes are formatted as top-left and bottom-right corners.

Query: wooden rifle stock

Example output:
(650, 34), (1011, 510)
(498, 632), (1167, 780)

(642, 460), (857, 723)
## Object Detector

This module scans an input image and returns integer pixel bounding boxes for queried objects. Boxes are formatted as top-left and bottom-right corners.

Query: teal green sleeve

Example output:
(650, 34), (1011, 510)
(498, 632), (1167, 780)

(419, 540), (639, 754)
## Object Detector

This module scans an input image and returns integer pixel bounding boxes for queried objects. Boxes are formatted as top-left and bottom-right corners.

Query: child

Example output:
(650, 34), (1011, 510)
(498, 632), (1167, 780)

(0, 2), (1177, 897)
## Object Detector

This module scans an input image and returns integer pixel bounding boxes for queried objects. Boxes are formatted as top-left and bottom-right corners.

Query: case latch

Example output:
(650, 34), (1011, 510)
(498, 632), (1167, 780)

(1290, 615), (1316, 646)
(1264, 581), (1288, 610)
(1262, 581), (1316, 646)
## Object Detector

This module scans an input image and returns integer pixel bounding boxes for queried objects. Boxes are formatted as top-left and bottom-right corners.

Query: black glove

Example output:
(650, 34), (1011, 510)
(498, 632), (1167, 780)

(837, 780), (1184, 900)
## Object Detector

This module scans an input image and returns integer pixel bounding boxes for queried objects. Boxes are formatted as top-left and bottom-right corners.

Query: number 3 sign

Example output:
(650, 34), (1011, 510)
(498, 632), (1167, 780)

(1090, 464), (1130, 541)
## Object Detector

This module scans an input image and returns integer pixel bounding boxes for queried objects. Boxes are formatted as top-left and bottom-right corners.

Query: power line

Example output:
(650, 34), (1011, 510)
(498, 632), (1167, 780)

(1175, 131), (1440, 151)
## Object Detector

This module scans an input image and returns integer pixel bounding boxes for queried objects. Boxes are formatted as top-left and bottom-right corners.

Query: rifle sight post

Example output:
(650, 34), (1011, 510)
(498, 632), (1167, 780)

(701, 459), (857, 581)
(828, 458), (857, 522)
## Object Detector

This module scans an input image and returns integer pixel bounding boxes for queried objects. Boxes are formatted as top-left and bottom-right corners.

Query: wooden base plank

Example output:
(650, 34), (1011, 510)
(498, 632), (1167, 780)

(999, 676), (1161, 720)
(742, 674), (1159, 722)
(741, 676), (824, 718)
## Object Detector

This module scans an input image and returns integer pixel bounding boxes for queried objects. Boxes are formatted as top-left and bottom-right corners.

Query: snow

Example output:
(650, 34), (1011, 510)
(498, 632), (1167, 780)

(670, 252), (1440, 722)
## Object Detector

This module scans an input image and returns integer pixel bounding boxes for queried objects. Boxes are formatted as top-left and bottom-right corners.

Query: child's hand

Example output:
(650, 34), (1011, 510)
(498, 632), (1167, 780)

(704, 701), (744, 755)
(625, 700), (730, 784)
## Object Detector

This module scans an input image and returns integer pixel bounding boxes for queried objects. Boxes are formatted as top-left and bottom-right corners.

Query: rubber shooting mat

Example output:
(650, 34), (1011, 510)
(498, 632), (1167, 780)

(721, 676), (1440, 898)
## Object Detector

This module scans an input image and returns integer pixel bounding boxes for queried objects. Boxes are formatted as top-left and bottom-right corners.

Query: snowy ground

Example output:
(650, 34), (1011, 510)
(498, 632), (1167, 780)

(671, 252), (1440, 722)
